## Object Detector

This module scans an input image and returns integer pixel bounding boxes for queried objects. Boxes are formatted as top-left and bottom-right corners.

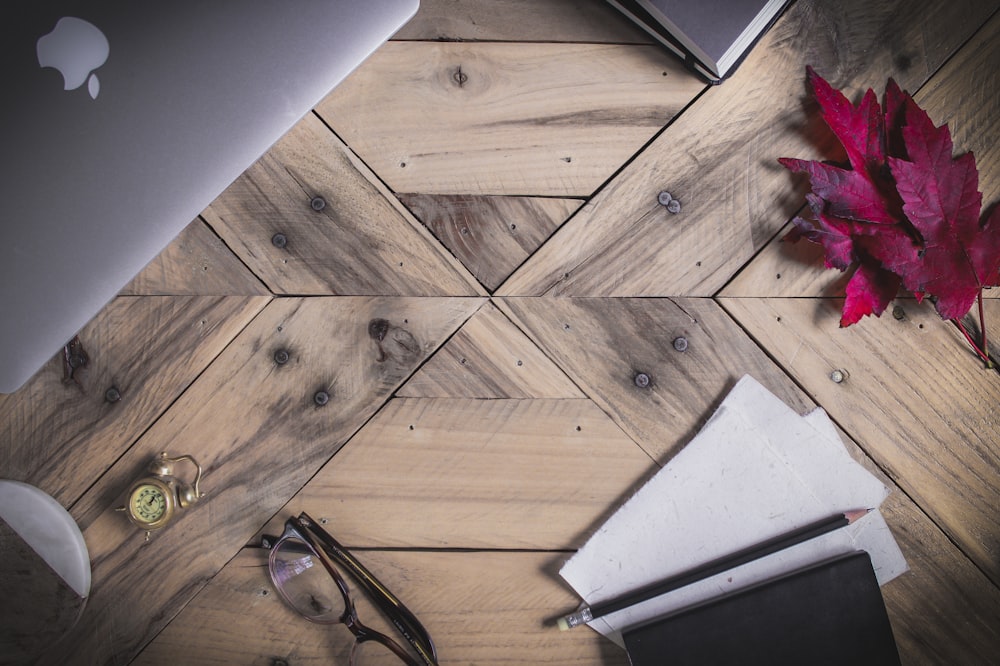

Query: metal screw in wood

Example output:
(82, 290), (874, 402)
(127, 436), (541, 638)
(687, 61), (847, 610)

(657, 191), (682, 213)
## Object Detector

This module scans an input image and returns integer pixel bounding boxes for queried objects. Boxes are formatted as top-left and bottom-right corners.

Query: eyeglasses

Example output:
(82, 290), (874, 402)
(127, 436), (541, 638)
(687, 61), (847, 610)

(261, 513), (439, 666)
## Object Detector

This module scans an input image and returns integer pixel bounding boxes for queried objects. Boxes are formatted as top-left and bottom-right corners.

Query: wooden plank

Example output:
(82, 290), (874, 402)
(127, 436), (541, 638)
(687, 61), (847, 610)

(120, 218), (268, 296)
(0, 295), (269, 507)
(267, 397), (653, 549)
(497, 297), (815, 462)
(395, 0), (654, 44)
(399, 301), (585, 398)
(399, 194), (581, 291)
(817, 417), (1000, 663)
(718, 296), (1000, 585)
(202, 114), (483, 297)
(316, 42), (705, 197)
(135, 548), (628, 666)
(41, 297), (481, 666)
(825, 421), (1000, 664)
(723, 10), (1000, 301)
(876, 486), (1000, 664)
(498, 0), (999, 297)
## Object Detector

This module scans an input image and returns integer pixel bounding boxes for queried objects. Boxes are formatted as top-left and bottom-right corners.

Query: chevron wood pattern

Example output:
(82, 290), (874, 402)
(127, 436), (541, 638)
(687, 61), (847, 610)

(4, 1), (999, 664)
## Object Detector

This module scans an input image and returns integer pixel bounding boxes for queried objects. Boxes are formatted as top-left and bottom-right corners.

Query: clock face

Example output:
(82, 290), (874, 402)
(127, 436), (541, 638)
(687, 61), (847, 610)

(129, 483), (168, 524)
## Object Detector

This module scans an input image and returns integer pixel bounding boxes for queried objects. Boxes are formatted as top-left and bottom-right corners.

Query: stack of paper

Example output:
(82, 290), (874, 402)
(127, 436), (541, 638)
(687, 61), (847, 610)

(560, 375), (907, 647)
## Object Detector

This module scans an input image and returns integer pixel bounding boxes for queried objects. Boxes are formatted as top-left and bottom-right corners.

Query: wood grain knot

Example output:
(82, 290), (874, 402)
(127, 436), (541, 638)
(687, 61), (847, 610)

(62, 335), (90, 386)
(368, 318), (390, 342)
(369, 318), (420, 367)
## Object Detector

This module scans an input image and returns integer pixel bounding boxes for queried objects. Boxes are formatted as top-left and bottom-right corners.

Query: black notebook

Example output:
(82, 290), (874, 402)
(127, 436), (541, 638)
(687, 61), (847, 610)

(623, 551), (900, 666)
(608, 0), (792, 82)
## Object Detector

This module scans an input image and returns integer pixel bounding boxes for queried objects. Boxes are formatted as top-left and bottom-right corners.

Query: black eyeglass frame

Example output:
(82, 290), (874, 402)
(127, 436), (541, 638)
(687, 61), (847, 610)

(262, 512), (438, 666)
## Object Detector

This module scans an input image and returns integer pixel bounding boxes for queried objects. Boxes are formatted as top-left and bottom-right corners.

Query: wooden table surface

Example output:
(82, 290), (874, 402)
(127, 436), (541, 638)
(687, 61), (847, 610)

(3, 1), (999, 664)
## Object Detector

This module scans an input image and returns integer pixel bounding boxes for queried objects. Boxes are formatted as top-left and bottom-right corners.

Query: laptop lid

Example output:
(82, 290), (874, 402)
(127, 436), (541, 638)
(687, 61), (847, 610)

(0, 0), (418, 393)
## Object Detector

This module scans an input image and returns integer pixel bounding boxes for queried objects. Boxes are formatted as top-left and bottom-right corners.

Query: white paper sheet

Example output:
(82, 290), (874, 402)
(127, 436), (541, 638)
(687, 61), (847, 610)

(559, 375), (907, 647)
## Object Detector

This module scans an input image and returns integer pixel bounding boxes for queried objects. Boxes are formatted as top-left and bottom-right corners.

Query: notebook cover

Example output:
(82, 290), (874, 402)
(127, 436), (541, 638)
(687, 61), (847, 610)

(637, 0), (770, 65)
(608, 0), (792, 82)
(623, 551), (901, 666)
(607, 0), (720, 81)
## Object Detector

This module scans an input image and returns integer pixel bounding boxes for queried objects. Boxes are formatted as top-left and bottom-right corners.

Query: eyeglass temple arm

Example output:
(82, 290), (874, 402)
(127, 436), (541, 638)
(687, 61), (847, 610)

(317, 544), (438, 666)
(321, 541), (433, 643)
(300, 519), (437, 664)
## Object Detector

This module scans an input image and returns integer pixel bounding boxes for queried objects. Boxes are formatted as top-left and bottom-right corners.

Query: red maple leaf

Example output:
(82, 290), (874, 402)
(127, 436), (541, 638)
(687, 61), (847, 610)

(886, 99), (1000, 319)
(780, 68), (1000, 340)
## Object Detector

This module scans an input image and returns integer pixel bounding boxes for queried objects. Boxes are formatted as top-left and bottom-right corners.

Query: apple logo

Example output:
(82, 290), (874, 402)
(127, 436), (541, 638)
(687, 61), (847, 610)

(37, 17), (109, 100)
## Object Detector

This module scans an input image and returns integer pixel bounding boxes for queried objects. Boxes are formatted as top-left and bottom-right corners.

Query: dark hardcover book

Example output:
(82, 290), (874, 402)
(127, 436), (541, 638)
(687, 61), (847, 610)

(623, 551), (901, 666)
(608, 0), (793, 83)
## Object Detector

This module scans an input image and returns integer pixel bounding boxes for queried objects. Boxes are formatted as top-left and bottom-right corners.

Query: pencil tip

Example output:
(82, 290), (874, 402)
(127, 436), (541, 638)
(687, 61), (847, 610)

(845, 508), (872, 523)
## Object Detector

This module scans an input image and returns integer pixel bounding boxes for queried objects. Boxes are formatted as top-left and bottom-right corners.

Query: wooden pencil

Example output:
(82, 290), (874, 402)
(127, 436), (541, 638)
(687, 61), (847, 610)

(557, 509), (871, 630)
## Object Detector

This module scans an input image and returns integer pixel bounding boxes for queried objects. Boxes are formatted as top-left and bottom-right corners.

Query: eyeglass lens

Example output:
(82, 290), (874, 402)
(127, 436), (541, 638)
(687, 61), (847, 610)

(270, 536), (420, 665)
(270, 537), (344, 623)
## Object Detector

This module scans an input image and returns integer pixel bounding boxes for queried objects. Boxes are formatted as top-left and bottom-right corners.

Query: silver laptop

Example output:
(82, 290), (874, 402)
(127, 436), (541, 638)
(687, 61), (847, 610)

(0, 0), (418, 393)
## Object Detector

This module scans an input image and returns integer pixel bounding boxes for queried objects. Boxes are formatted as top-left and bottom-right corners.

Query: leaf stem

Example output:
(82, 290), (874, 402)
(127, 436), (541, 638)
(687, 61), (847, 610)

(952, 318), (992, 367)
(977, 291), (992, 369)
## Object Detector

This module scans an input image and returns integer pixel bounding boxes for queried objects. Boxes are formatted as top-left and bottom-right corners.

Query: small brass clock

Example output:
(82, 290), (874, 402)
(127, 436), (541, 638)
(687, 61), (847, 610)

(121, 452), (204, 538)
